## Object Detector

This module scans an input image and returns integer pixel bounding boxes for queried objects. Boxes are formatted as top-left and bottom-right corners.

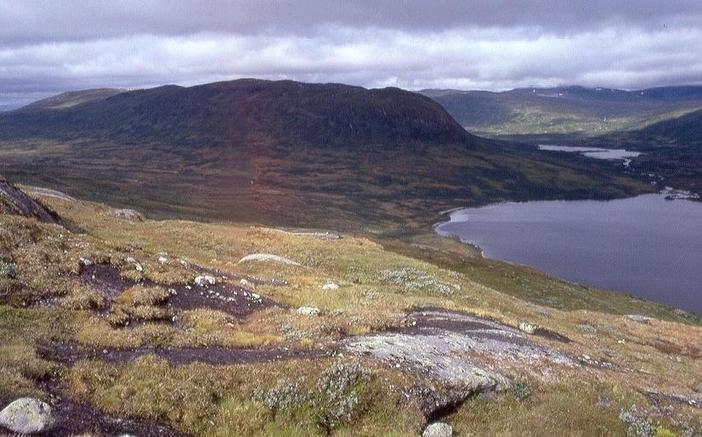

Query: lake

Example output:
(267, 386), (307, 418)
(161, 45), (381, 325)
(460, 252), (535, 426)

(436, 194), (702, 314)
(537, 144), (643, 166)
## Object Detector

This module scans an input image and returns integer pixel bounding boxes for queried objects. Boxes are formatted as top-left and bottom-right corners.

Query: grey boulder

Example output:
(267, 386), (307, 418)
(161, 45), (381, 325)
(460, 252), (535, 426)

(423, 422), (452, 437)
(0, 397), (53, 434)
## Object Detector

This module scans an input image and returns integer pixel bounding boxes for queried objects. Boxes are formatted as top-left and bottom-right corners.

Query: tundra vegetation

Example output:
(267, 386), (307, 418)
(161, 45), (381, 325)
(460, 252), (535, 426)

(0, 184), (700, 436)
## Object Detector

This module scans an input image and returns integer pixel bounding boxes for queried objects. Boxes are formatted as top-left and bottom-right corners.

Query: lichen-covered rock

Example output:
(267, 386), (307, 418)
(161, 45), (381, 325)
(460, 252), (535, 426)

(625, 314), (656, 324)
(0, 398), (53, 434)
(347, 309), (574, 418)
(238, 253), (301, 266)
(125, 257), (143, 272)
(0, 260), (17, 278)
(111, 208), (144, 221)
(297, 306), (321, 317)
(423, 422), (453, 437)
(519, 322), (538, 334)
(194, 274), (216, 287)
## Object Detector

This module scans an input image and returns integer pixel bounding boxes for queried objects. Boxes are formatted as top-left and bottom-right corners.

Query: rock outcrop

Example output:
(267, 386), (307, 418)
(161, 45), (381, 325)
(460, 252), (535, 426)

(0, 177), (63, 225)
(238, 254), (301, 266)
(346, 308), (575, 418)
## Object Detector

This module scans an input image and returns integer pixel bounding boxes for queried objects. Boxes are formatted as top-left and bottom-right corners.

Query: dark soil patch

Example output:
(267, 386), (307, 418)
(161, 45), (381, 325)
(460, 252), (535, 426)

(79, 263), (133, 298)
(78, 263), (278, 318)
(0, 378), (186, 436)
(46, 343), (331, 366)
(41, 396), (186, 437)
(534, 327), (571, 343)
(645, 390), (702, 409)
(165, 282), (276, 318)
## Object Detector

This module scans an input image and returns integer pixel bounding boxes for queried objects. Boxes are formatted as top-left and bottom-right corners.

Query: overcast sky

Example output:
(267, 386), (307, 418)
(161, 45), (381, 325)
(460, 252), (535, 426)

(1, 0), (702, 109)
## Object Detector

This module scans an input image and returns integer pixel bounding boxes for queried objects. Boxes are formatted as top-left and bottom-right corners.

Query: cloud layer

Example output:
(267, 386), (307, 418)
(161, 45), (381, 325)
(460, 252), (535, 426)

(1, 0), (702, 109)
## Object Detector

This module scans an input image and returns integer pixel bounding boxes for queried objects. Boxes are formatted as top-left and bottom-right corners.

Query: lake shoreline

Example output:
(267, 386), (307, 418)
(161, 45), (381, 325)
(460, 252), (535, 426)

(435, 193), (702, 315)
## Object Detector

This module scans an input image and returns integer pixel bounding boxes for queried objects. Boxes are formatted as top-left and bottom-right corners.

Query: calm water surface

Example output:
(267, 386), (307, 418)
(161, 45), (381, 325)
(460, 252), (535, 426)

(437, 194), (702, 313)
(537, 145), (643, 166)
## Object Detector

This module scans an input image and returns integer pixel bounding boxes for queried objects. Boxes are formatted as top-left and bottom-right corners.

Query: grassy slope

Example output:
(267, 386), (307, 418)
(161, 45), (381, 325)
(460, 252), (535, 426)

(1, 191), (701, 436)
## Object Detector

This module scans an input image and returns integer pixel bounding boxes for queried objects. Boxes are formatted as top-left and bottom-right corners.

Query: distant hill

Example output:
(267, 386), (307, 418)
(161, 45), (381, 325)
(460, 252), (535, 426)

(0, 79), (648, 229)
(16, 89), (125, 112)
(635, 108), (702, 146)
(3, 80), (471, 148)
(422, 85), (702, 136)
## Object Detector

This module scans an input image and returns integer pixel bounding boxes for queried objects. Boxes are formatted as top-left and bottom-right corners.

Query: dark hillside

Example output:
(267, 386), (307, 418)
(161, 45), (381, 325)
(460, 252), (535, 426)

(0, 79), (649, 229)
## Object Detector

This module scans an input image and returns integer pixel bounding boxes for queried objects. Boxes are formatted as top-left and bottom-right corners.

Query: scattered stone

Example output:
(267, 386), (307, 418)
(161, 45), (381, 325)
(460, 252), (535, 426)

(625, 314), (656, 324)
(423, 422), (453, 437)
(519, 322), (538, 334)
(125, 257), (143, 272)
(277, 228), (342, 239)
(240, 278), (252, 287)
(0, 261), (16, 279)
(194, 274), (216, 287)
(0, 397), (54, 434)
(238, 253), (301, 266)
(379, 267), (459, 295)
(78, 257), (94, 267)
(322, 282), (340, 290)
(296, 306), (321, 317)
(111, 208), (144, 221)
(158, 255), (168, 264)
(576, 324), (596, 334)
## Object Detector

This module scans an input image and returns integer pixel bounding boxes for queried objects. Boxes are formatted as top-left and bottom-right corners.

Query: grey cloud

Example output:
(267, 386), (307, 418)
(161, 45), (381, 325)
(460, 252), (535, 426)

(1, 0), (701, 44)
(0, 1), (701, 109)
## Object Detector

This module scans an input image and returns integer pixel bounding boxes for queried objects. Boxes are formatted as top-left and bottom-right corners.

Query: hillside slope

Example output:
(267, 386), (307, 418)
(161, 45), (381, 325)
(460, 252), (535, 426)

(0, 79), (649, 229)
(636, 108), (702, 145)
(424, 86), (702, 136)
(0, 180), (700, 436)
(3, 80), (472, 147)
(15, 88), (125, 113)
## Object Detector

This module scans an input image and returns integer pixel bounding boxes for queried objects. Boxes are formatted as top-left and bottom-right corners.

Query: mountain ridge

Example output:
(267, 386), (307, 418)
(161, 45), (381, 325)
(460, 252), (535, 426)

(2, 79), (474, 149)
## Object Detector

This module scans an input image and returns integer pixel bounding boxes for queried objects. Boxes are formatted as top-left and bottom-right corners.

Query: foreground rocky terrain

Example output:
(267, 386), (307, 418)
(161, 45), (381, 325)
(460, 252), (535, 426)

(1, 178), (701, 436)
